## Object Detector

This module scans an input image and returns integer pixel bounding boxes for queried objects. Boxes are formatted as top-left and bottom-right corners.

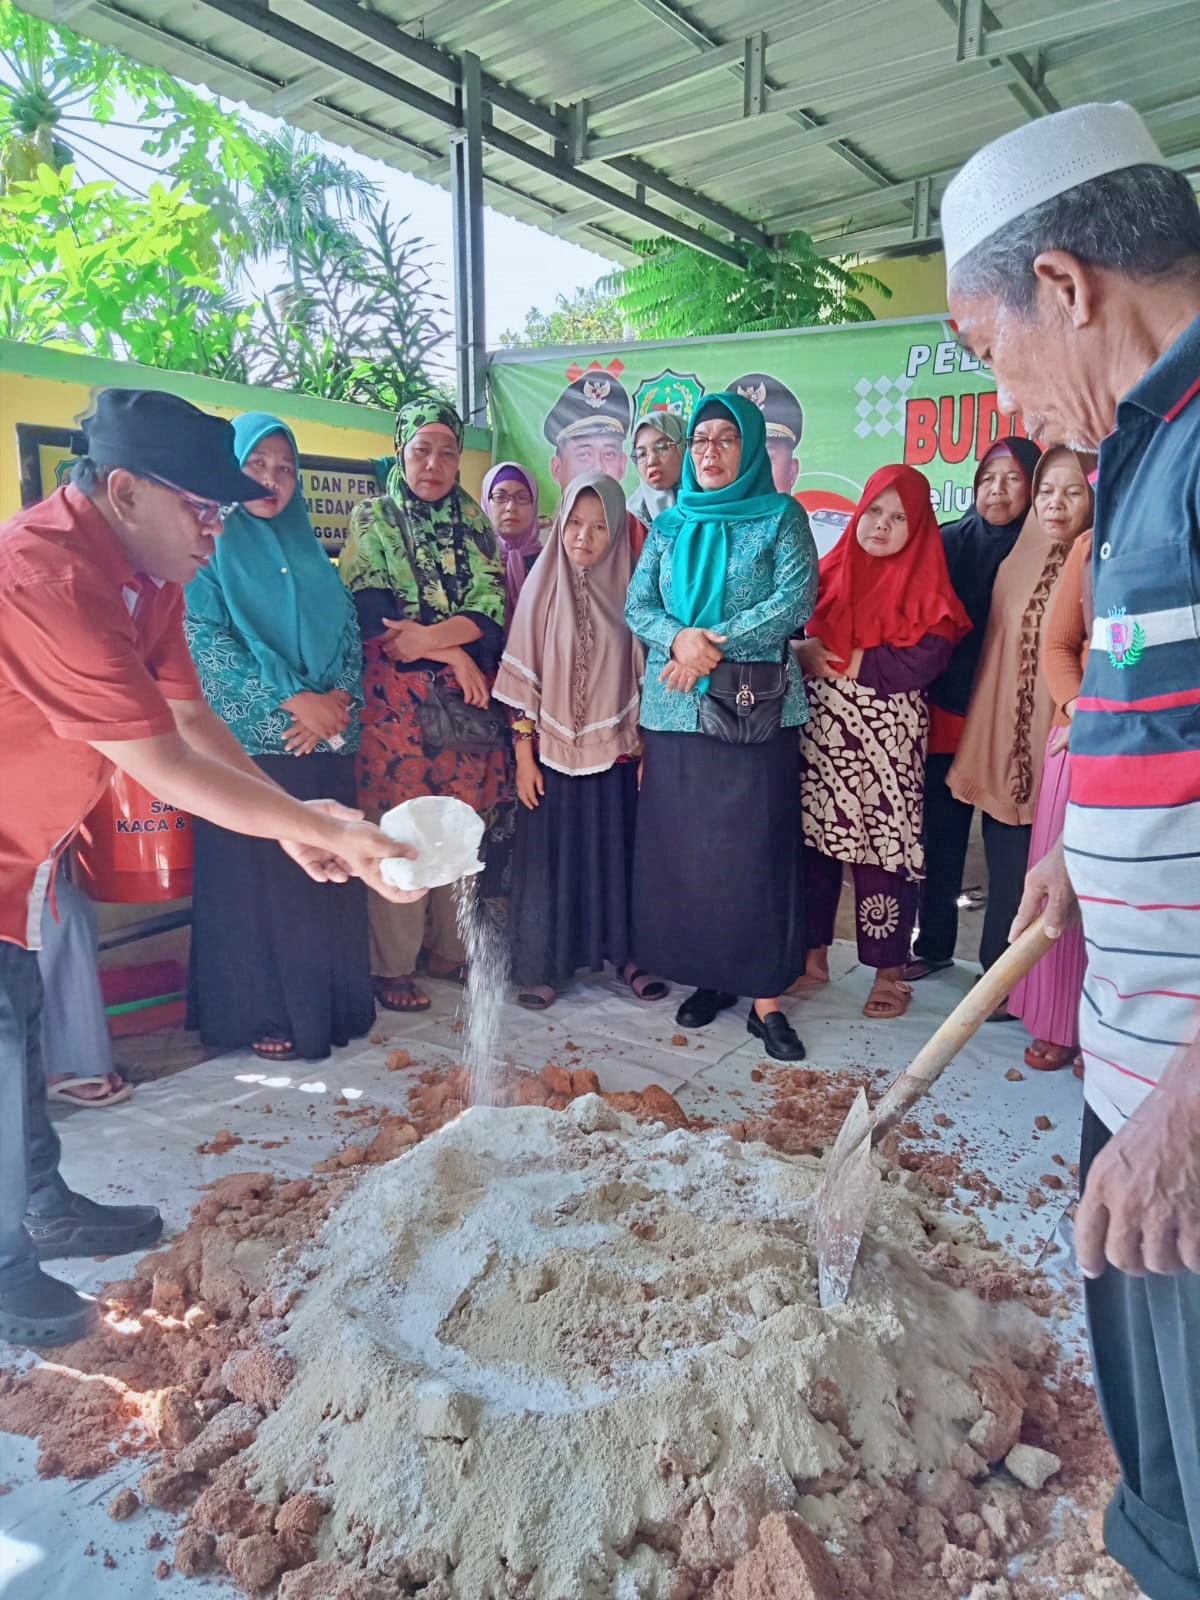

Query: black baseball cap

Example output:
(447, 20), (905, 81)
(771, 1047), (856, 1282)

(75, 389), (265, 504)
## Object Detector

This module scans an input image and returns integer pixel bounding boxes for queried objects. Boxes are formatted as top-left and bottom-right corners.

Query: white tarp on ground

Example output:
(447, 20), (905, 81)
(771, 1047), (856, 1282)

(0, 951), (1088, 1600)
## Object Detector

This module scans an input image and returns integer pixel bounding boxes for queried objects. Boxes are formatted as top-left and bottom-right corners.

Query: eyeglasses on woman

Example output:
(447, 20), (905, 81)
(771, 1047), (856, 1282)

(633, 440), (680, 466)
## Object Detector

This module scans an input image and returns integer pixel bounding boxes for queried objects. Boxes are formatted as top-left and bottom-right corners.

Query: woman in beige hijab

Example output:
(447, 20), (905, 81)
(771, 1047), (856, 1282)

(948, 445), (1095, 1006)
(494, 472), (665, 1010)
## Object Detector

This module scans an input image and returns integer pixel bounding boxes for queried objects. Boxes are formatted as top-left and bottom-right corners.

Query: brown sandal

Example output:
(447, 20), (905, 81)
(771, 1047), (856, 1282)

(47, 1074), (132, 1108)
(863, 977), (913, 1020)
(1025, 1040), (1075, 1071)
(252, 1035), (298, 1061)
(787, 948), (831, 994)
(374, 977), (432, 1013)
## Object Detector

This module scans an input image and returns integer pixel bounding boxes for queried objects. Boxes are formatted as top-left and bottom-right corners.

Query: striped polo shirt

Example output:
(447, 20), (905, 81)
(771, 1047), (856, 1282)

(1062, 310), (1200, 1132)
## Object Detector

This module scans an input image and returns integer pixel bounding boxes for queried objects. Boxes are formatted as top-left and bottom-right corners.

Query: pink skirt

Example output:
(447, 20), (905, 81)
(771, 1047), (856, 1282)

(1009, 731), (1087, 1049)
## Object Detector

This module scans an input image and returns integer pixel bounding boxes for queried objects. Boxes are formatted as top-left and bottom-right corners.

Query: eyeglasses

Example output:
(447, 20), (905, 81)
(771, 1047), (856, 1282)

(687, 434), (740, 456)
(145, 473), (232, 527)
(489, 490), (534, 509)
(632, 440), (679, 465)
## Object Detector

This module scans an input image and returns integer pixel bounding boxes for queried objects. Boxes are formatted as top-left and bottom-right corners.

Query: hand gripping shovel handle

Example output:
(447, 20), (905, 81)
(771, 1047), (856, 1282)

(868, 915), (1055, 1142)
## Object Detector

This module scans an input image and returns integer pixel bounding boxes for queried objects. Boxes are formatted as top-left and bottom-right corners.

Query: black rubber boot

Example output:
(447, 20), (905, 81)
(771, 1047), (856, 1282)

(25, 1187), (163, 1261)
(0, 1268), (95, 1347)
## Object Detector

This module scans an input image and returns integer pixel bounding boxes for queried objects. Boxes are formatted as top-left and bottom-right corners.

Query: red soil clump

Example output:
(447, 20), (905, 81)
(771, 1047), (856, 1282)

(727, 1064), (883, 1156)
(196, 1130), (244, 1156)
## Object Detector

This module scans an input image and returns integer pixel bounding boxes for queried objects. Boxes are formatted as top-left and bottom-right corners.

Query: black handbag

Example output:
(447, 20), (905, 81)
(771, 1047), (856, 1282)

(696, 658), (788, 745)
(416, 680), (508, 753)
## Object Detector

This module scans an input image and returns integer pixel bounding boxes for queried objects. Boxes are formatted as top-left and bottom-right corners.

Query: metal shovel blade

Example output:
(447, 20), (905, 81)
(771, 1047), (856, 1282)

(815, 1088), (880, 1309)
(813, 919), (1054, 1311)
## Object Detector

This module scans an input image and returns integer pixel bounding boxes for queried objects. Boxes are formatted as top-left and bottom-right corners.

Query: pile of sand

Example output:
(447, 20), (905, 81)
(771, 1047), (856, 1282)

(0, 1065), (1133, 1600)
(234, 1097), (1112, 1599)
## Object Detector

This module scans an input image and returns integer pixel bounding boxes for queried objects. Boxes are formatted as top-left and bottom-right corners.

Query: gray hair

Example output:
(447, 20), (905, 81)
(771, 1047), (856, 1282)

(70, 457), (115, 493)
(948, 163), (1200, 313)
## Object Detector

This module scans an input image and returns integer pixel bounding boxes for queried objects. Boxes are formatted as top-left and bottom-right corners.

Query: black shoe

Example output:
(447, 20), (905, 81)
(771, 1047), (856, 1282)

(675, 989), (738, 1030)
(24, 1188), (163, 1261)
(747, 1006), (806, 1061)
(902, 956), (954, 982)
(0, 1268), (95, 1347)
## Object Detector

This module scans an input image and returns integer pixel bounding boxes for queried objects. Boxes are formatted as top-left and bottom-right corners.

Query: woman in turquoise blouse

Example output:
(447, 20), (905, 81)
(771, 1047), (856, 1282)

(625, 391), (818, 1059)
(184, 413), (374, 1062)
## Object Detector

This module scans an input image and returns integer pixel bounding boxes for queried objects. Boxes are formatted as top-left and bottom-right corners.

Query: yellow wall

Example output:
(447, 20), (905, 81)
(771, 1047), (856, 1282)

(0, 342), (491, 519)
(858, 251), (948, 320)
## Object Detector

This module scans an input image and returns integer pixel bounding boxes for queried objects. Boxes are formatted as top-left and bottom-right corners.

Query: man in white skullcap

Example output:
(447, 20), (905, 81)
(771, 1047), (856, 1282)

(943, 103), (1200, 1600)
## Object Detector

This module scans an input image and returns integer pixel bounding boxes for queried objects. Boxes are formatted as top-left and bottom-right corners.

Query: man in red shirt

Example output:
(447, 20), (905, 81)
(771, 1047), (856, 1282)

(0, 389), (420, 1348)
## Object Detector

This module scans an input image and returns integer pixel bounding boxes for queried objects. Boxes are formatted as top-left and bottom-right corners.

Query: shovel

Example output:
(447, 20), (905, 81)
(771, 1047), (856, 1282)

(815, 916), (1055, 1309)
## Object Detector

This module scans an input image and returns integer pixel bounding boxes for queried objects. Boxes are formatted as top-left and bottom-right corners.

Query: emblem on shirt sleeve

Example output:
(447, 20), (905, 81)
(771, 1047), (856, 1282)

(1105, 606), (1145, 670)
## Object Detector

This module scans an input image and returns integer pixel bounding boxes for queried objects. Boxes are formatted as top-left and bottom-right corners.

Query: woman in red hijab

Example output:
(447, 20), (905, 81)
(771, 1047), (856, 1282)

(795, 465), (970, 1019)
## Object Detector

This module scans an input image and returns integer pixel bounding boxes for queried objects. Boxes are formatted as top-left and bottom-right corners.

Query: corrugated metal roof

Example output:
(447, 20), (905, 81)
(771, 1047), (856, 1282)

(15, 0), (1200, 264)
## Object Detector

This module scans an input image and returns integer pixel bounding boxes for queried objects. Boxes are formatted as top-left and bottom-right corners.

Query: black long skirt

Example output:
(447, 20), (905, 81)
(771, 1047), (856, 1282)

(510, 762), (638, 987)
(632, 728), (804, 997)
(187, 752), (375, 1060)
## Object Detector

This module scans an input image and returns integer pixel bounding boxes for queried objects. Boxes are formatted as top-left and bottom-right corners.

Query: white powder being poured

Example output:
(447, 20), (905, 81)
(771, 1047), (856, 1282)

(452, 876), (510, 1105)
(250, 1099), (1043, 1598)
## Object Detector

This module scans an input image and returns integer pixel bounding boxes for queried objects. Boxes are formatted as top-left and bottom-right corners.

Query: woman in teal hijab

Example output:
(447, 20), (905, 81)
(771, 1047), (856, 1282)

(625, 390), (818, 1059)
(184, 413), (374, 1062)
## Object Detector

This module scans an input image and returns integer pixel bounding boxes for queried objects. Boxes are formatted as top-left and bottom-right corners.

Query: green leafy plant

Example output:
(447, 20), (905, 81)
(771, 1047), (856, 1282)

(243, 124), (378, 297)
(253, 209), (446, 408)
(0, 162), (250, 371)
(0, 0), (445, 404)
(498, 283), (625, 348)
(0, 0), (261, 254)
(604, 231), (888, 338)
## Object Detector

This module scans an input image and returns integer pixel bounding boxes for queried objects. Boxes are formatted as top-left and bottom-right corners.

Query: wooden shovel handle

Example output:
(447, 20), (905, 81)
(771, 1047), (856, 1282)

(870, 917), (1055, 1142)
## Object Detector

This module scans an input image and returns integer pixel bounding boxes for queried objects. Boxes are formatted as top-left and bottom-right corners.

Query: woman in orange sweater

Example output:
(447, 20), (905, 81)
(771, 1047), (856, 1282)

(1008, 519), (1093, 1074)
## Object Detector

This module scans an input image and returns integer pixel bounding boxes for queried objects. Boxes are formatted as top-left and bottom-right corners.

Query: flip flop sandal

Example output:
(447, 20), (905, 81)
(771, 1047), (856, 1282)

(622, 964), (669, 1001)
(47, 1075), (132, 1109)
(862, 978), (913, 1020)
(427, 963), (468, 986)
(786, 970), (830, 994)
(252, 1036), (299, 1062)
(1025, 1041), (1075, 1071)
(901, 958), (954, 982)
(517, 985), (555, 1010)
(374, 978), (432, 1013)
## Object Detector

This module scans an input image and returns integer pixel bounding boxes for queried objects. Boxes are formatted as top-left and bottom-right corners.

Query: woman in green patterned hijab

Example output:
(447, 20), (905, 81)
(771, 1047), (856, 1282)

(341, 398), (511, 1012)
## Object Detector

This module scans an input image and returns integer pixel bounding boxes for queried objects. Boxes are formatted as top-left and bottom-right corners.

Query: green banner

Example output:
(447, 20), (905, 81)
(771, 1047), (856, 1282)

(489, 316), (1029, 554)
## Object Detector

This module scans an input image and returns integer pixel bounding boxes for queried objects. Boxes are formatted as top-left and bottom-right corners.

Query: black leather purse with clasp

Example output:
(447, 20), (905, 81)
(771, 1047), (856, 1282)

(415, 679), (508, 752)
(696, 657), (788, 745)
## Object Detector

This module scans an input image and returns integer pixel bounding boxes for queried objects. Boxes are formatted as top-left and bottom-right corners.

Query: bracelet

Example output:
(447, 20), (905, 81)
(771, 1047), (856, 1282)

(513, 728), (535, 744)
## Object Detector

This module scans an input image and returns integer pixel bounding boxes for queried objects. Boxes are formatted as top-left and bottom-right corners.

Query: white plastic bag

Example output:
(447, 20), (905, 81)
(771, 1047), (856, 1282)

(378, 795), (486, 892)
